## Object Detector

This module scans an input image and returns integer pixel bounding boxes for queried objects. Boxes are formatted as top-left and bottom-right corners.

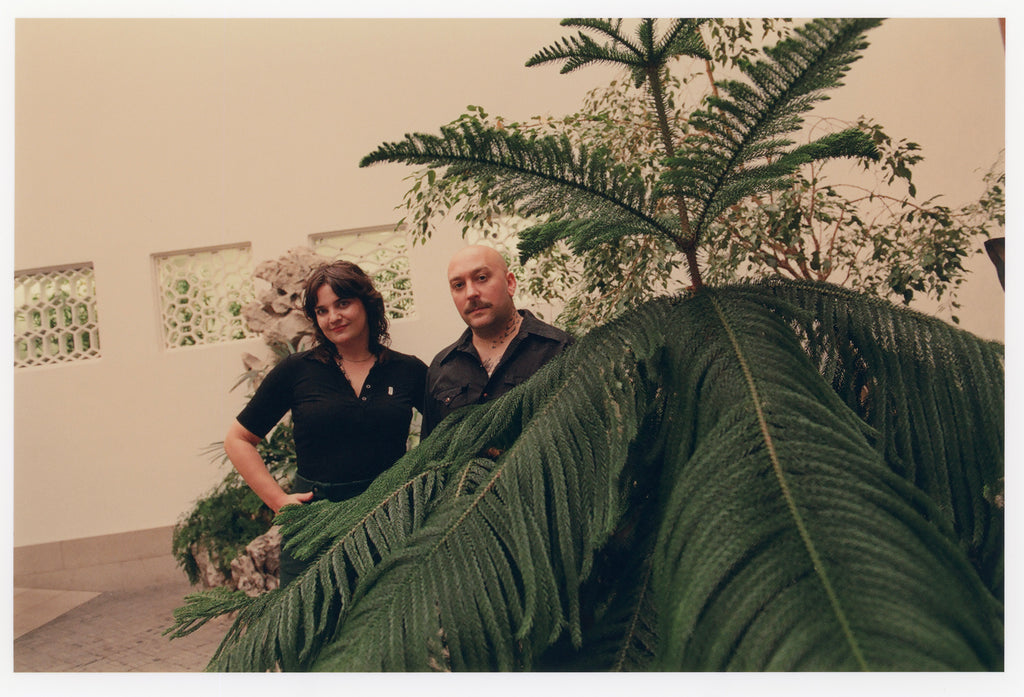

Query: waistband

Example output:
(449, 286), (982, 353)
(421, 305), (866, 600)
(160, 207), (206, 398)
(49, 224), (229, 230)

(293, 473), (373, 502)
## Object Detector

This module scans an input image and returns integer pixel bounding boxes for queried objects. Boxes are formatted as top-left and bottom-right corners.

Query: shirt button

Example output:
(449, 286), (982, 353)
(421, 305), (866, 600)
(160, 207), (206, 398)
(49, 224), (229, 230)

(361, 396), (367, 401)
(365, 384), (371, 389)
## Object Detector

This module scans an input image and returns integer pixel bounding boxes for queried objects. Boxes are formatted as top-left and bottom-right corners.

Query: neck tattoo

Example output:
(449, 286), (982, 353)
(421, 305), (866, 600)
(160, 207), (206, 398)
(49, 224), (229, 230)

(489, 313), (522, 350)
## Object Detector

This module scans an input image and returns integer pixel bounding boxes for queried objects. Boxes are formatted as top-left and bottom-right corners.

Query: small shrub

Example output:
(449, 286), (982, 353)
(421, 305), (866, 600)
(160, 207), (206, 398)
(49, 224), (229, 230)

(172, 423), (297, 585)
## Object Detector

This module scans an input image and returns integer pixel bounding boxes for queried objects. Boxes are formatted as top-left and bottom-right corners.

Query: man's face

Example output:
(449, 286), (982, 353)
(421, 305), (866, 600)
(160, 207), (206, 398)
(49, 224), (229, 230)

(447, 249), (517, 334)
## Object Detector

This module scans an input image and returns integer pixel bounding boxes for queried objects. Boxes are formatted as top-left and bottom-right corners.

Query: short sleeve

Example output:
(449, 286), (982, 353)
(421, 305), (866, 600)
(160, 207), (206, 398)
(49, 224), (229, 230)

(235, 355), (298, 438)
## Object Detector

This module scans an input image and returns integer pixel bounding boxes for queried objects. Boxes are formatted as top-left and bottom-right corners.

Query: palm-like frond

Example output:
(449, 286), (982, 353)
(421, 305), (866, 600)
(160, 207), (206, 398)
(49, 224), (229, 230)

(525, 19), (638, 76)
(171, 282), (1003, 671)
(515, 216), (675, 261)
(321, 285), (1002, 671)
(165, 586), (253, 638)
(311, 316), (660, 670)
(363, 19), (880, 276)
(360, 120), (674, 253)
(526, 19), (710, 88)
(648, 286), (1001, 670)
(763, 279), (1005, 599)
(169, 463), (448, 671)
(660, 18), (882, 245)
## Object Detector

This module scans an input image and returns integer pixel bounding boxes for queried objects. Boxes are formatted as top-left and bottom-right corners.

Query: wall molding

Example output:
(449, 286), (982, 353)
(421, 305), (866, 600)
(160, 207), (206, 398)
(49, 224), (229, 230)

(14, 526), (186, 592)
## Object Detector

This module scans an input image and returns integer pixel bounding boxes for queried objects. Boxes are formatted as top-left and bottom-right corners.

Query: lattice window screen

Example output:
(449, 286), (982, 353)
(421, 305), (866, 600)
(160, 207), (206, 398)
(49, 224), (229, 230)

(154, 245), (255, 349)
(310, 226), (416, 320)
(14, 263), (101, 368)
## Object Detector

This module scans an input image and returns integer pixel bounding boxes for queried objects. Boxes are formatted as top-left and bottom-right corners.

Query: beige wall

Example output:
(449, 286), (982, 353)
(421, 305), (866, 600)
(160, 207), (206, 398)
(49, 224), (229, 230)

(13, 18), (1005, 548)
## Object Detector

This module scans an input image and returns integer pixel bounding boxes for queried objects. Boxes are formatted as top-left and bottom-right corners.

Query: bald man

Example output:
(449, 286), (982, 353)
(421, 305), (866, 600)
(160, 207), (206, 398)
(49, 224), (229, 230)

(421, 245), (573, 438)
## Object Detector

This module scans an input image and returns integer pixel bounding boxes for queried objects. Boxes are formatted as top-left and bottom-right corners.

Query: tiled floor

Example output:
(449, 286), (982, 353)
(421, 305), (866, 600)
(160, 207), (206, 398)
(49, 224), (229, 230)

(12, 579), (234, 672)
(14, 588), (102, 639)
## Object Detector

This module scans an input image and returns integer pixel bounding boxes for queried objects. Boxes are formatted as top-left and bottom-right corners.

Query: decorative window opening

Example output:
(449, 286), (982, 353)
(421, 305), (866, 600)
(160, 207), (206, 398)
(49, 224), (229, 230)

(14, 263), (102, 368)
(154, 244), (256, 349)
(310, 226), (416, 320)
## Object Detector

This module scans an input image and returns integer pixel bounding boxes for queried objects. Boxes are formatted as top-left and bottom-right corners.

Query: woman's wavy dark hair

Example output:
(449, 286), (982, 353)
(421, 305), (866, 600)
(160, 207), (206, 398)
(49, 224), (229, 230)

(302, 260), (391, 361)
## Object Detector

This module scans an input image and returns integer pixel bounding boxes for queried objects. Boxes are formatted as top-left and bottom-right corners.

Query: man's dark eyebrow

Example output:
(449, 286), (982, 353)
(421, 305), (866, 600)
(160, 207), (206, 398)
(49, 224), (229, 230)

(449, 265), (491, 283)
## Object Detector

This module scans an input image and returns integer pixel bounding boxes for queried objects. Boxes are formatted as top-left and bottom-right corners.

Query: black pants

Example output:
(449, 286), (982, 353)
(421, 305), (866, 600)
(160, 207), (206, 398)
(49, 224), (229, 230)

(278, 474), (373, 588)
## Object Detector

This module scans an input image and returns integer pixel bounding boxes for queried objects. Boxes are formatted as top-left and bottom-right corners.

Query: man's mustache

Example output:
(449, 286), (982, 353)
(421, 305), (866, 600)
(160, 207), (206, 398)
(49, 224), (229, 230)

(464, 301), (491, 313)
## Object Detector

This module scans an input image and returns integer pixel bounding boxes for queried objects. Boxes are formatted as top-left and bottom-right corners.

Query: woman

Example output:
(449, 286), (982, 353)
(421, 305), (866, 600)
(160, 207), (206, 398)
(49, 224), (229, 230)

(224, 260), (427, 586)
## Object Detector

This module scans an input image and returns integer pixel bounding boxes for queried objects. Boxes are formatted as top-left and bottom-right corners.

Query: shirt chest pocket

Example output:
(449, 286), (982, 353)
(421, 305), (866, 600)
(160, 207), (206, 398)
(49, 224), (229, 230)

(436, 384), (471, 411)
(500, 369), (533, 389)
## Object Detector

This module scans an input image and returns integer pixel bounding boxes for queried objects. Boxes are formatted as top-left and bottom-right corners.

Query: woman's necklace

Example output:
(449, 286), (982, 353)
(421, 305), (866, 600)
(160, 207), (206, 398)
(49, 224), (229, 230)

(334, 352), (375, 373)
(340, 353), (375, 363)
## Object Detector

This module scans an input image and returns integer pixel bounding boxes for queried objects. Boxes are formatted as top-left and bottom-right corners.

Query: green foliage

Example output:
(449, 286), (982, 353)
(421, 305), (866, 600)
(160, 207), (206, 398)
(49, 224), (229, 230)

(659, 19), (882, 245)
(169, 283), (1003, 671)
(388, 18), (1002, 333)
(390, 20), (796, 333)
(524, 19), (712, 87)
(171, 423), (297, 585)
(164, 586), (256, 639)
(365, 19), (881, 294)
(364, 120), (668, 253)
(703, 122), (1005, 321)
(705, 18), (793, 69)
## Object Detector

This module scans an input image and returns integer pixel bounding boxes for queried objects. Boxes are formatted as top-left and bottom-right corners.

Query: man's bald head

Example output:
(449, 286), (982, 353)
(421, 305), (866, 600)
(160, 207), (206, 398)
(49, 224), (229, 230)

(447, 245), (509, 279)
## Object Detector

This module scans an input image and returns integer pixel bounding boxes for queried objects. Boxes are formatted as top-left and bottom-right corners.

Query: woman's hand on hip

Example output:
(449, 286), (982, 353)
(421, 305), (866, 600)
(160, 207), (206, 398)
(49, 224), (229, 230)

(274, 490), (315, 514)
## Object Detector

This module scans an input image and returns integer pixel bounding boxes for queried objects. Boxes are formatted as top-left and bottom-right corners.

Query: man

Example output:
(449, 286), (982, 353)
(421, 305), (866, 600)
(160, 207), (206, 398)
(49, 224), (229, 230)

(422, 245), (573, 438)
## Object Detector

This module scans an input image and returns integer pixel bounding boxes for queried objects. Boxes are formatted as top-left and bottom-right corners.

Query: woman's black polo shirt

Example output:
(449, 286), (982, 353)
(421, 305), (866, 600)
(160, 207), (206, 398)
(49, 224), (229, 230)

(236, 348), (427, 484)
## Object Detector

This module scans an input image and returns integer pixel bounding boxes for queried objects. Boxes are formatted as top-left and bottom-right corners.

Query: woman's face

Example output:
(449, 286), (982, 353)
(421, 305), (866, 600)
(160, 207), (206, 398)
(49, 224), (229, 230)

(314, 284), (370, 351)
